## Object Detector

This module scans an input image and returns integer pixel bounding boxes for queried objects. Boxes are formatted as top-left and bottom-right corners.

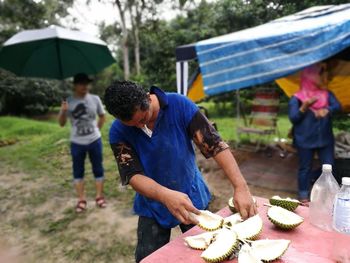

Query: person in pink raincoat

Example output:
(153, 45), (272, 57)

(288, 63), (341, 203)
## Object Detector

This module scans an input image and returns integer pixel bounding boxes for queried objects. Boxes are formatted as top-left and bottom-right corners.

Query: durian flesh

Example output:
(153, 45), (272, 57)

(223, 213), (243, 228)
(238, 244), (263, 263)
(250, 239), (290, 261)
(267, 206), (303, 230)
(231, 214), (263, 240)
(193, 210), (224, 231)
(184, 231), (218, 250)
(269, 196), (300, 211)
(201, 228), (238, 263)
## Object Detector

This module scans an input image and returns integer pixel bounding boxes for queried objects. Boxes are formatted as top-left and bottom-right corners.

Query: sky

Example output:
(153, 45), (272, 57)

(60, 0), (185, 37)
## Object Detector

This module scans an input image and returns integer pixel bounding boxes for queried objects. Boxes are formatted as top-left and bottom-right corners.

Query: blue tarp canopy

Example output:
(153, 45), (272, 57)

(175, 4), (350, 96)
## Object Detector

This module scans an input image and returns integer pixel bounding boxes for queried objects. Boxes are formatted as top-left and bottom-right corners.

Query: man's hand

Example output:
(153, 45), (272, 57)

(161, 189), (200, 225)
(233, 185), (257, 220)
(58, 100), (68, 127)
(300, 97), (317, 112)
(61, 100), (68, 113)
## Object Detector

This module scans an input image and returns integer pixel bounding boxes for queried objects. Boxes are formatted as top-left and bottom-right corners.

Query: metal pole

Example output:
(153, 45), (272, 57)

(235, 89), (240, 148)
(236, 89), (240, 122)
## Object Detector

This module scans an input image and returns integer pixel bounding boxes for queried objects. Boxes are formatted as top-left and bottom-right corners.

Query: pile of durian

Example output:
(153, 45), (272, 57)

(184, 196), (304, 263)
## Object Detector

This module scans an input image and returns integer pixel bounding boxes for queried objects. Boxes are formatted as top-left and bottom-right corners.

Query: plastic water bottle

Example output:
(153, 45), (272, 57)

(309, 164), (340, 231)
(333, 177), (350, 234)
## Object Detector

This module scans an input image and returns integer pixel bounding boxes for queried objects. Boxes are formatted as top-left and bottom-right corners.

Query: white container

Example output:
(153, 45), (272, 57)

(309, 164), (340, 231)
(333, 177), (350, 234)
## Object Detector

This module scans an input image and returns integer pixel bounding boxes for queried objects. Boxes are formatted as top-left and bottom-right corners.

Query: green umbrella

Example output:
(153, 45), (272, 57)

(0, 25), (115, 79)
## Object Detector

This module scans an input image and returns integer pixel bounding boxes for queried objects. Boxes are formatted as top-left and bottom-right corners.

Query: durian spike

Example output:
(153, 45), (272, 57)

(267, 201), (307, 207)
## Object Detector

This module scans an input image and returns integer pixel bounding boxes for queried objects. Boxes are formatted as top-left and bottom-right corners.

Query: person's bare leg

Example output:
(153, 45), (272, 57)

(74, 180), (85, 200)
(95, 180), (103, 199)
(95, 180), (106, 208)
(74, 180), (87, 212)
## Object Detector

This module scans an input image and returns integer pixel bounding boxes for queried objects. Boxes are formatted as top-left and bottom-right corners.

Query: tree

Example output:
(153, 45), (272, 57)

(135, 0), (350, 92)
(128, 0), (143, 75)
(0, 0), (73, 45)
(114, 0), (131, 79)
(0, 0), (74, 116)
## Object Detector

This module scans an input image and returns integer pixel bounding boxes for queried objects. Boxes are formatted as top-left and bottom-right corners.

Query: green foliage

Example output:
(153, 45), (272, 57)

(0, 0), (73, 45)
(333, 113), (350, 131)
(0, 0), (74, 116)
(0, 70), (69, 115)
(92, 64), (124, 98)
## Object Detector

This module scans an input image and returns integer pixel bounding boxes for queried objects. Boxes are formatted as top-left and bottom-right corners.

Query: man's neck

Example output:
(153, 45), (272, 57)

(148, 94), (160, 129)
(74, 92), (87, 98)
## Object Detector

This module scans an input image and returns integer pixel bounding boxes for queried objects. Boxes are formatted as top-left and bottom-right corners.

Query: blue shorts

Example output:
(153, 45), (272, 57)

(70, 138), (104, 182)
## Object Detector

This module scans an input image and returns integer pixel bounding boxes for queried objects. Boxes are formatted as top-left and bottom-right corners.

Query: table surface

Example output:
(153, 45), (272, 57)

(141, 197), (338, 263)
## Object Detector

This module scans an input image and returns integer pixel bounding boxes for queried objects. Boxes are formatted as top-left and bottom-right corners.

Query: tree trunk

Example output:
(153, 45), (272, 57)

(129, 2), (141, 76)
(134, 23), (140, 75)
(122, 35), (130, 79)
(115, 0), (130, 80)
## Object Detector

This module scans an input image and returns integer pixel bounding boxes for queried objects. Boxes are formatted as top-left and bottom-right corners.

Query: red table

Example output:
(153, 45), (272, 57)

(141, 197), (341, 263)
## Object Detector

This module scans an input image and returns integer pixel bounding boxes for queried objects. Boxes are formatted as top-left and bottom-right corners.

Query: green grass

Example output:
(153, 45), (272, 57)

(198, 101), (292, 142)
(0, 114), (135, 262)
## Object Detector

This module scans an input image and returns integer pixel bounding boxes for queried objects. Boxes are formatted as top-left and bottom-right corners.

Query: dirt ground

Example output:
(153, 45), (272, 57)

(0, 146), (298, 262)
(198, 147), (298, 212)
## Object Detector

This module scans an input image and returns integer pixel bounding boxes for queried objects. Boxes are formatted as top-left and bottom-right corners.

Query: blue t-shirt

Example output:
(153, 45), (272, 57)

(109, 87), (211, 228)
(288, 91), (341, 149)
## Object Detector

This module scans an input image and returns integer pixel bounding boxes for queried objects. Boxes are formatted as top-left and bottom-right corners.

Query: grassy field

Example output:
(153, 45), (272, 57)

(0, 115), (136, 262)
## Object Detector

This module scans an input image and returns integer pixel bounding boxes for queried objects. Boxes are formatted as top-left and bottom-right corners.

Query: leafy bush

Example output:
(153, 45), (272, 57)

(0, 70), (69, 116)
(333, 113), (350, 132)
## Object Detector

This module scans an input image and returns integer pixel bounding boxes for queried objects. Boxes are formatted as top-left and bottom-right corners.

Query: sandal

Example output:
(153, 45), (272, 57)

(76, 200), (87, 213)
(96, 196), (107, 208)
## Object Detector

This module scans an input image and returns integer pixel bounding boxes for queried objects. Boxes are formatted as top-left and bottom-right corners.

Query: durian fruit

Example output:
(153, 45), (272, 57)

(228, 197), (257, 213)
(267, 206), (303, 230)
(223, 213), (243, 228)
(194, 210), (224, 231)
(238, 244), (263, 263)
(231, 214), (263, 240)
(250, 239), (290, 262)
(201, 228), (239, 263)
(269, 196), (300, 211)
(184, 231), (218, 250)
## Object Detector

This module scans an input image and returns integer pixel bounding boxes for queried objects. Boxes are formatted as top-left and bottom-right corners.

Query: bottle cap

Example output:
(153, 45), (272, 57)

(322, 164), (332, 172)
(342, 177), (350, 185)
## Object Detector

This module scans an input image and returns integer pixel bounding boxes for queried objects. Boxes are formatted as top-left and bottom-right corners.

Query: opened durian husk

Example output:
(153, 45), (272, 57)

(269, 196), (300, 211)
(201, 228), (239, 263)
(250, 239), (291, 262)
(231, 214), (263, 240)
(192, 210), (224, 231)
(184, 231), (219, 250)
(267, 206), (303, 230)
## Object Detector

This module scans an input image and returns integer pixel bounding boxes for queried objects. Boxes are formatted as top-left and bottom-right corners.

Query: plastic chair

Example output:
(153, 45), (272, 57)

(236, 88), (280, 151)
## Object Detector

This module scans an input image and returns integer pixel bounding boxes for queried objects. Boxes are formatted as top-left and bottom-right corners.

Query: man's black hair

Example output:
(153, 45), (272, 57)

(104, 80), (150, 121)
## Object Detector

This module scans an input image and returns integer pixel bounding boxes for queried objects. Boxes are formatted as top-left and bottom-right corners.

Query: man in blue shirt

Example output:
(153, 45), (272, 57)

(104, 81), (256, 262)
